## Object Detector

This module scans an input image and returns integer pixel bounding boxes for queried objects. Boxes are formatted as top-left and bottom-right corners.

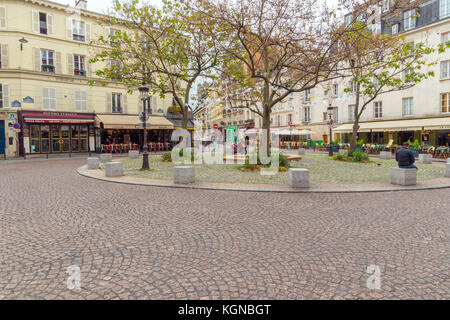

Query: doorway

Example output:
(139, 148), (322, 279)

(0, 120), (5, 154)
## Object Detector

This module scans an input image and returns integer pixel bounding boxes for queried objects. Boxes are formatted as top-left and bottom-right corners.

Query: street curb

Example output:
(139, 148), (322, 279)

(77, 165), (450, 194)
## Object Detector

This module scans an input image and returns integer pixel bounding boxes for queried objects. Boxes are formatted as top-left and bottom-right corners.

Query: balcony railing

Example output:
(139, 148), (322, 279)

(41, 64), (55, 73)
(74, 69), (86, 77)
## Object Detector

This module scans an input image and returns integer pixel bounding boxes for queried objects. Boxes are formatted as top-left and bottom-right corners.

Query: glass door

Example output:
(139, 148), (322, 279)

(51, 125), (70, 152)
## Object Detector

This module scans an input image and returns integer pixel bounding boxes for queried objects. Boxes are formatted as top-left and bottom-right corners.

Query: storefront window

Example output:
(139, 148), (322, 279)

(30, 125), (40, 138)
(81, 139), (88, 151)
(31, 140), (40, 153)
(42, 140), (50, 153)
(80, 126), (88, 137)
(41, 125), (50, 139)
(71, 125), (79, 138)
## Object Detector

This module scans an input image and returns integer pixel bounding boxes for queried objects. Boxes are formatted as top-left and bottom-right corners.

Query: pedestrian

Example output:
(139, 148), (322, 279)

(396, 141), (418, 170)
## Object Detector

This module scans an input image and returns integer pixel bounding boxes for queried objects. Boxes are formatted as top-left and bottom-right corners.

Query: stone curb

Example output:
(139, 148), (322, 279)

(77, 165), (450, 194)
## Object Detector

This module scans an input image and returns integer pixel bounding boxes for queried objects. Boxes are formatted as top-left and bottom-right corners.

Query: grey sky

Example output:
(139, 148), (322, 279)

(50, 0), (163, 14)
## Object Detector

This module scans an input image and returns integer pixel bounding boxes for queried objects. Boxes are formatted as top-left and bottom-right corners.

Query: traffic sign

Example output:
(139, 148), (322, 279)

(213, 124), (219, 129)
(13, 123), (20, 130)
(10, 114), (15, 121)
(139, 112), (149, 122)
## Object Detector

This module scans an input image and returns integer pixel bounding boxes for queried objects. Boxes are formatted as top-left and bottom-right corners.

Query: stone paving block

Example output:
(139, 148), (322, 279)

(105, 162), (123, 177)
(87, 158), (100, 170)
(100, 153), (113, 163)
(445, 164), (450, 178)
(380, 151), (392, 160)
(128, 150), (139, 159)
(289, 168), (309, 188)
(174, 166), (195, 184)
(447, 158), (450, 164)
(391, 168), (417, 186)
(418, 154), (432, 164)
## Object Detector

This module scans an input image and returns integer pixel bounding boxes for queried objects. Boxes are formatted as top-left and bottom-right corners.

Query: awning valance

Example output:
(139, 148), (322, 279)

(23, 112), (95, 124)
(95, 114), (174, 130)
(334, 117), (450, 133)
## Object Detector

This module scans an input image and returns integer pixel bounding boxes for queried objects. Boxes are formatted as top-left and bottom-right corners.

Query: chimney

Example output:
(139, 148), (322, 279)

(75, 0), (87, 10)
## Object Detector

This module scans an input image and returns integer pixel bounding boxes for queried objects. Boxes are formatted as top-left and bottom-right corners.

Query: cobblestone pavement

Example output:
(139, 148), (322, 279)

(0, 159), (449, 299)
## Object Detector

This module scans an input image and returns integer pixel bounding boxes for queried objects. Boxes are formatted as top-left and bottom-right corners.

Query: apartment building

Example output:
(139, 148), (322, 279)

(0, 0), (174, 158)
(297, 0), (450, 146)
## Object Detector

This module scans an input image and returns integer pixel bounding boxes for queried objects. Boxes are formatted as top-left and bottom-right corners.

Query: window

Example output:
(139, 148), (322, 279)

(404, 68), (414, 83)
(374, 101), (382, 118)
(392, 23), (399, 35)
(38, 12), (47, 34)
(112, 93), (122, 113)
(323, 112), (328, 121)
(288, 114), (292, 125)
(441, 93), (450, 113)
(72, 20), (85, 41)
(333, 84), (339, 96)
(41, 49), (54, 73)
(441, 60), (450, 79)
(75, 90), (87, 111)
(348, 105), (355, 121)
(111, 59), (120, 80)
(43, 87), (56, 110)
(303, 106), (311, 122)
(349, 80), (357, 93)
(0, 84), (3, 108)
(345, 14), (352, 27)
(73, 55), (86, 76)
(442, 32), (450, 44)
(403, 97), (414, 116)
(441, 0), (450, 19)
(277, 115), (281, 126)
(382, 0), (390, 13)
(404, 9), (416, 31)
(333, 107), (339, 123)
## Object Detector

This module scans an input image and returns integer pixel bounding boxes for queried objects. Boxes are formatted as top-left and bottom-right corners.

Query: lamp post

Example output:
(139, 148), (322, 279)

(139, 85), (150, 170)
(327, 104), (334, 157)
(19, 37), (28, 51)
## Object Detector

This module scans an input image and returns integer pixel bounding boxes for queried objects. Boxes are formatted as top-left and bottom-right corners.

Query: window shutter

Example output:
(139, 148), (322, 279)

(66, 18), (72, 39)
(47, 14), (54, 35)
(32, 10), (39, 33)
(43, 87), (48, 109)
(67, 53), (73, 75)
(33, 48), (41, 72)
(87, 56), (92, 77)
(107, 92), (112, 112)
(50, 87), (56, 110)
(0, 7), (6, 28)
(55, 52), (62, 74)
(82, 90), (87, 111)
(1, 44), (8, 68)
(85, 23), (91, 43)
(123, 94), (128, 114)
(2, 84), (9, 108)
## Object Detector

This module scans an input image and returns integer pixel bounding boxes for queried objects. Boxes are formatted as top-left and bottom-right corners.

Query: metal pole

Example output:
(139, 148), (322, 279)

(142, 98), (150, 170)
(329, 115), (333, 157)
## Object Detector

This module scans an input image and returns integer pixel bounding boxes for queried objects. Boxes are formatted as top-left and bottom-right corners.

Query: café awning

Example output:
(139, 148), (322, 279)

(95, 114), (174, 130)
(334, 117), (450, 133)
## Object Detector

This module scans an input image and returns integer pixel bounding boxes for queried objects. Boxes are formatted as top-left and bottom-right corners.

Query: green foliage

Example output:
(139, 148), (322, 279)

(358, 139), (364, 147)
(414, 139), (421, 149)
(161, 151), (172, 162)
(351, 151), (369, 162)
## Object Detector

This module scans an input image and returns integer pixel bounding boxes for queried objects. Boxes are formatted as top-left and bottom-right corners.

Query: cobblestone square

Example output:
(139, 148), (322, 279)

(0, 159), (448, 299)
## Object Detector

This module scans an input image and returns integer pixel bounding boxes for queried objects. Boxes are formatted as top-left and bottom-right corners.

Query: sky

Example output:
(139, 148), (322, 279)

(50, 0), (163, 14)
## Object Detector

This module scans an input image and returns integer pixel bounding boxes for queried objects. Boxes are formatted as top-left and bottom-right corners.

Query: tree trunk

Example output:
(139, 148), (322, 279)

(348, 123), (360, 155)
(262, 106), (271, 158)
(181, 105), (188, 130)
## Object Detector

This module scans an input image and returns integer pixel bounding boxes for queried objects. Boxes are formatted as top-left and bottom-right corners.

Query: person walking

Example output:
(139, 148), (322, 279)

(396, 142), (418, 170)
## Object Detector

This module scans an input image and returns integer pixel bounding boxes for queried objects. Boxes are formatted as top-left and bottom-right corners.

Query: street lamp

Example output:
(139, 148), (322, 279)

(327, 104), (334, 156)
(19, 37), (28, 51)
(139, 85), (150, 170)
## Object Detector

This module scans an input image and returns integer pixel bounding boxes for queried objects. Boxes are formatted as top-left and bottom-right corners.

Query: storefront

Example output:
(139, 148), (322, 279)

(18, 110), (95, 155)
(334, 117), (450, 147)
(95, 114), (174, 151)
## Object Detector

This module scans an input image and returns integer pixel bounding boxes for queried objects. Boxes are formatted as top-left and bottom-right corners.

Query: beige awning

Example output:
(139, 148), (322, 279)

(334, 117), (450, 133)
(95, 114), (174, 130)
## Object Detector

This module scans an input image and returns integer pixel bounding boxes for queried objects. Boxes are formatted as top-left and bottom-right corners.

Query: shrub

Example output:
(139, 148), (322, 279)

(161, 152), (172, 162)
(351, 150), (369, 162)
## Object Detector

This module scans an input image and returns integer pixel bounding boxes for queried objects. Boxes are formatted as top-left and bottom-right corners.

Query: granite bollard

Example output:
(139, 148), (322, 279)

(128, 150), (139, 159)
(100, 153), (113, 163)
(380, 151), (391, 160)
(87, 157), (100, 170)
(289, 168), (310, 188)
(418, 154), (432, 164)
(445, 164), (450, 178)
(173, 166), (195, 184)
(105, 162), (123, 177)
(391, 168), (417, 186)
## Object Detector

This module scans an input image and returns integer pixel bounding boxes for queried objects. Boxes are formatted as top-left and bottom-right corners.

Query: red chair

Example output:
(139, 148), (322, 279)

(103, 145), (112, 153)
(114, 144), (121, 153)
